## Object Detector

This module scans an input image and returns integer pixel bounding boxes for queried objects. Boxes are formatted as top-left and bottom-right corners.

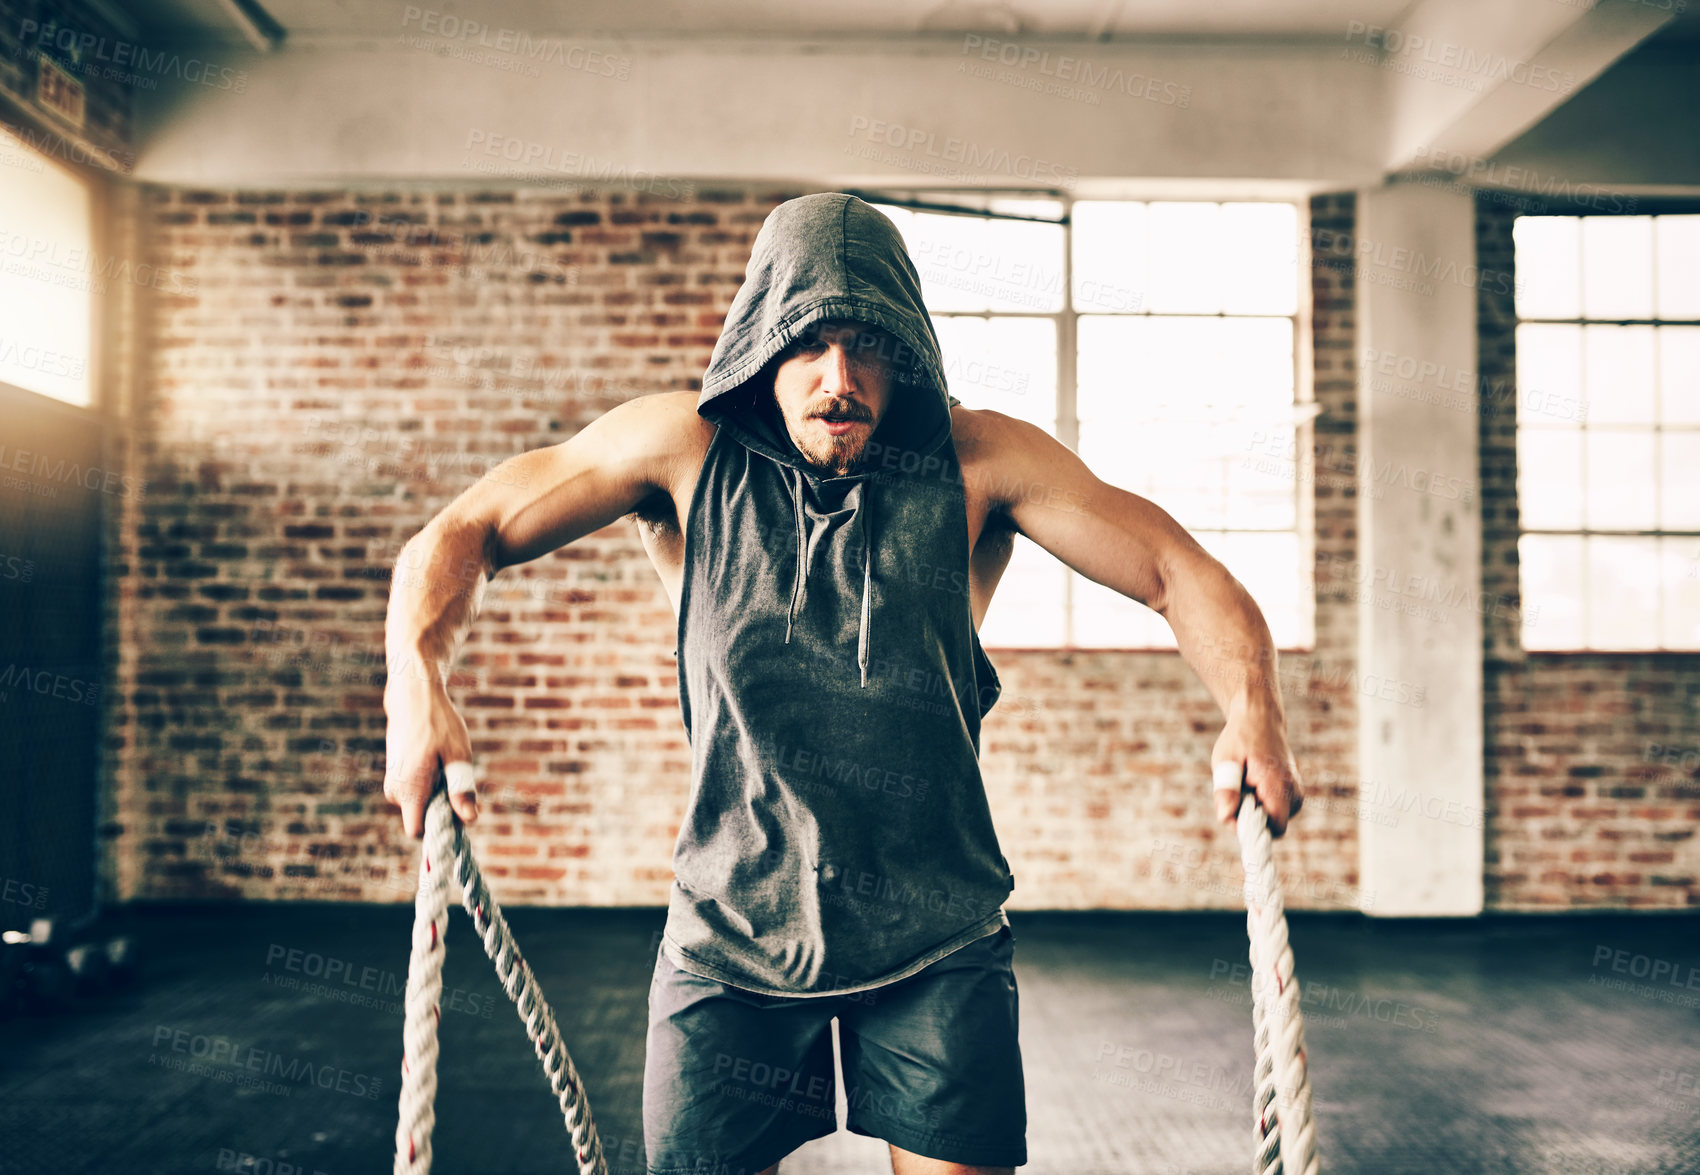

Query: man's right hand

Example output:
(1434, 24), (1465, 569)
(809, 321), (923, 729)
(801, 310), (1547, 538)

(375, 391), (710, 838)
(383, 670), (479, 839)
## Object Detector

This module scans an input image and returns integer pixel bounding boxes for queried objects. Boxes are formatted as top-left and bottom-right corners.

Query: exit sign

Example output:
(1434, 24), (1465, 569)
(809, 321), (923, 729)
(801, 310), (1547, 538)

(36, 55), (85, 130)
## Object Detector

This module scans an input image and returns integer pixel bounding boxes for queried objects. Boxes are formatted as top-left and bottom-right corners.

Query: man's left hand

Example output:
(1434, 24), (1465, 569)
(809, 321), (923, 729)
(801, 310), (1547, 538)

(1211, 708), (1305, 836)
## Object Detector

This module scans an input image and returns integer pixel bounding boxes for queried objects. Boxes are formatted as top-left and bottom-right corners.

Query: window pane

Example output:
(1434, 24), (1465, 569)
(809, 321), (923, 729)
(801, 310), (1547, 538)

(1514, 216), (1580, 320)
(1584, 430), (1657, 530)
(1660, 432), (1700, 531)
(1517, 429), (1583, 531)
(1586, 536), (1661, 649)
(876, 204), (913, 232)
(1079, 316), (1291, 420)
(979, 535), (1066, 648)
(1078, 315), (1163, 422)
(883, 209), (970, 313)
(1582, 324), (1656, 426)
(1072, 201), (1148, 313)
(1227, 424), (1298, 531)
(1219, 316), (1297, 409)
(933, 315), (1057, 428)
(1201, 531), (1306, 649)
(1219, 203), (1299, 316)
(1147, 203), (1222, 313)
(1519, 534), (1585, 650)
(1071, 531), (1305, 650)
(1087, 422), (1228, 528)
(1581, 216), (1655, 320)
(1659, 326), (1700, 426)
(1654, 215), (1700, 320)
(900, 209), (1064, 314)
(1516, 324), (1583, 426)
(980, 218), (1066, 314)
(1079, 316), (1295, 531)
(1071, 570), (1173, 648)
(0, 134), (93, 406)
(1660, 536), (1700, 649)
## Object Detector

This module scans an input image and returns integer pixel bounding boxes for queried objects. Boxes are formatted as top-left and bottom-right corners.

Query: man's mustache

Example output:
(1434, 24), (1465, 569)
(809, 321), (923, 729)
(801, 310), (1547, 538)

(809, 403), (872, 422)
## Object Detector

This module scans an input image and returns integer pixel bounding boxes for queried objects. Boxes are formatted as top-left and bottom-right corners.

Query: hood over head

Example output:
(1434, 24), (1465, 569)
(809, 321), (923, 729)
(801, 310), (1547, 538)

(696, 192), (956, 687)
(697, 192), (954, 469)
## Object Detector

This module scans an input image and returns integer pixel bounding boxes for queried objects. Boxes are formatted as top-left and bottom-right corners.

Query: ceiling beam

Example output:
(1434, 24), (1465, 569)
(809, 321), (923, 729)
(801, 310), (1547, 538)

(1380, 0), (1675, 173)
(213, 0), (287, 53)
(132, 37), (1388, 188)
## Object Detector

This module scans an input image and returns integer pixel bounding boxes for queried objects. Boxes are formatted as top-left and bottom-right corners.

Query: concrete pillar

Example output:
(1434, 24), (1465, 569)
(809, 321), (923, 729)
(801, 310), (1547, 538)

(1353, 181), (1485, 916)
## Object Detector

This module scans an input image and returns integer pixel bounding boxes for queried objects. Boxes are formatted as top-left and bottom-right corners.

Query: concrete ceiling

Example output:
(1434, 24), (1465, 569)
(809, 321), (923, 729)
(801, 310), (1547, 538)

(116, 0), (1420, 44)
(113, 0), (1691, 190)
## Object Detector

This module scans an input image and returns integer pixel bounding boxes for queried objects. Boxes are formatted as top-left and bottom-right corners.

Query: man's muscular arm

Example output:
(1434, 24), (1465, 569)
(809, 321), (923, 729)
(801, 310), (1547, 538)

(966, 408), (1304, 836)
(382, 391), (707, 837)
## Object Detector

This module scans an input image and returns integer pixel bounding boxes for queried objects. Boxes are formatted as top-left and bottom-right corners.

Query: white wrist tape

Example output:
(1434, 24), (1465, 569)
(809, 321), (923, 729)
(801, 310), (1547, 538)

(444, 760), (478, 799)
(1212, 760), (1244, 794)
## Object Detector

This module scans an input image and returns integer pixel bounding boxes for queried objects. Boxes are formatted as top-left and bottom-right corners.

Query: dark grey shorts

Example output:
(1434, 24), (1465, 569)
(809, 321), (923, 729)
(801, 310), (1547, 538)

(643, 923), (1026, 1174)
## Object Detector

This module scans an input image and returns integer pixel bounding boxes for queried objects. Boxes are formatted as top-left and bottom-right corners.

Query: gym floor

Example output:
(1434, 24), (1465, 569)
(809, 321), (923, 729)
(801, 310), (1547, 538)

(4, 907), (1696, 1175)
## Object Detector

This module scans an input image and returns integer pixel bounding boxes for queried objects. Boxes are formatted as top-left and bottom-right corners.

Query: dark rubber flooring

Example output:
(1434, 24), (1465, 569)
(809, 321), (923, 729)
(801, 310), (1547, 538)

(3, 906), (1697, 1174)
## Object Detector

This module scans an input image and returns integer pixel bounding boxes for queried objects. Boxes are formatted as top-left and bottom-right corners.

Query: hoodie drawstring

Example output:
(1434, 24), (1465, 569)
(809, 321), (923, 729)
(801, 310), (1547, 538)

(858, 500), (871, 688)
(782, 466), (873, 689)
(784, 468), (807, 645)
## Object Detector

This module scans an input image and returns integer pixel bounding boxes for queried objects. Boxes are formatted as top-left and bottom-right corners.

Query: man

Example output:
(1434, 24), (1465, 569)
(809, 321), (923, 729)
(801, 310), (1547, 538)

(383, 192), (1304, 1175)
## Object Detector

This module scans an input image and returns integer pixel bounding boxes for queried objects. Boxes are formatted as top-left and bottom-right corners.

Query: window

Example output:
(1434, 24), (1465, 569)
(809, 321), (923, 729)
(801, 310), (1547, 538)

(873, 196), (1309, 650)
(0, 123), (95, 408)
(1513, 214), (1700, 650)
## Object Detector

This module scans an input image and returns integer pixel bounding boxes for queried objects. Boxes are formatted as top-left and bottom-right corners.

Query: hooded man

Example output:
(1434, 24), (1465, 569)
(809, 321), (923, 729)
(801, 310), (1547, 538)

(384, 192), (1305, 1175)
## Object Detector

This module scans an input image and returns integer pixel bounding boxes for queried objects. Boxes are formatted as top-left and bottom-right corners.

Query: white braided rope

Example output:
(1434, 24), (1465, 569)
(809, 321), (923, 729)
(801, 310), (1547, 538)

(1236, 792), (1320, 1175)
(395, 789), (610, 1175)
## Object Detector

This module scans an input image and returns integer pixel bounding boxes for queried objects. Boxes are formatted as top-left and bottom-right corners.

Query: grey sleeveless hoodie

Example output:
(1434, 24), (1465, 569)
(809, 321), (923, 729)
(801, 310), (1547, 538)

(661, 192), (1015, 998)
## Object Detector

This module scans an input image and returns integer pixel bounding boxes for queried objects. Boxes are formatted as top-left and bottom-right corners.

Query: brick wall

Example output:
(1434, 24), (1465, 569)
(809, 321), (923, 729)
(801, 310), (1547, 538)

(104, 185), (1366, 910)
(1477, 194), (1700, 909)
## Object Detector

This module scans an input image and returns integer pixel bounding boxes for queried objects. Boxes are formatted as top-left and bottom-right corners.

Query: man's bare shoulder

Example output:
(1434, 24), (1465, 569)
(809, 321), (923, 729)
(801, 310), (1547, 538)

(948, 401), (1098, 522)
(948, 402), (1044, 473)
(610, 390), (714, 529)
(618, 389), (715, 451)
(592, 389), (715, 479)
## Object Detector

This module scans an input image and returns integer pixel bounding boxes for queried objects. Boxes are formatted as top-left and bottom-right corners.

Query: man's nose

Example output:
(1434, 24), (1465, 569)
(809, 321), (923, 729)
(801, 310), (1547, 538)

(817, 344), (857, 395)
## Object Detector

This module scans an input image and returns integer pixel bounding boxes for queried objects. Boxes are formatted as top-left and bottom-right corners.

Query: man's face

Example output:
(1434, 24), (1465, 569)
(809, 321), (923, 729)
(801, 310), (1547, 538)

(770, 319), (897, 476)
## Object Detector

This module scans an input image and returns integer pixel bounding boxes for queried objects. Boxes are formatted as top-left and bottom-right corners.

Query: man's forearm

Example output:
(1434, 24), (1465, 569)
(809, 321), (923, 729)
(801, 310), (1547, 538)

(385, 512), (495, 689)
(1158, 550), (1287, 724)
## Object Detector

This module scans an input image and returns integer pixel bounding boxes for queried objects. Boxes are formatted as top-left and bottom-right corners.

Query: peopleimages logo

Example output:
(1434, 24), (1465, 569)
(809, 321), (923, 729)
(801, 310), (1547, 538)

(16, 18), (250, 92)
(1342, 21), (1577, 93)
(0, 442), (144, 499)
(0, 664), (99, 706)
(957, 35), (1192, 108)
(149, 1025), (384, 1100)
(400, 6), (632, 79)
(845, 116), (1079, 188)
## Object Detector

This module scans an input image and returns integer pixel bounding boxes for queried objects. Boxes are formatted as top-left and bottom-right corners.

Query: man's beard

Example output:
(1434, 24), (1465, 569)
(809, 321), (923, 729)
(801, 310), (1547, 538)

(779, 398), (875, 476)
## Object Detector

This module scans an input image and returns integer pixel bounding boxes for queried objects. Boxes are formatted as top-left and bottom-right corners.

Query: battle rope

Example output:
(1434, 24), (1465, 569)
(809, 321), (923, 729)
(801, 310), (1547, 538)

(395, 780), (609, 1175)
(391, 764), (1313, 1174)
(1236, 789), (1321, 1175)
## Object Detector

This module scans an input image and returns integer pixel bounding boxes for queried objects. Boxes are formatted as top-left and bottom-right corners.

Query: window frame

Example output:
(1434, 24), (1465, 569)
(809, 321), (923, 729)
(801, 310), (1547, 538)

(1512, 208), (1700, 653)
(0, 117), (109, 415)
(866, 189), (1316, 654)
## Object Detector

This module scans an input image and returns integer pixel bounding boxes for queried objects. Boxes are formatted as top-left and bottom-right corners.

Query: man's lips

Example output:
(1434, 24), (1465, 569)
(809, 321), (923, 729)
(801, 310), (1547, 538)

(813, 414), (866, 435)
